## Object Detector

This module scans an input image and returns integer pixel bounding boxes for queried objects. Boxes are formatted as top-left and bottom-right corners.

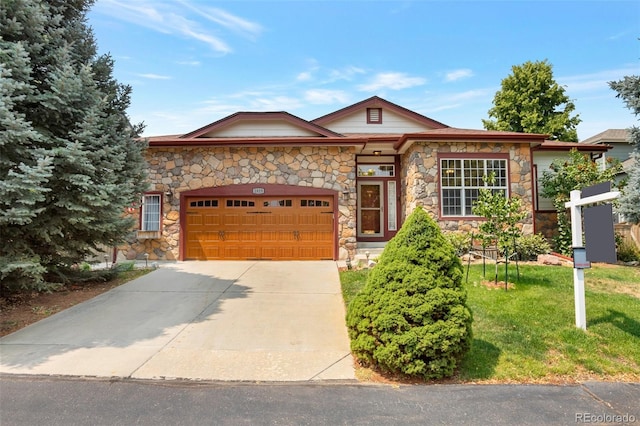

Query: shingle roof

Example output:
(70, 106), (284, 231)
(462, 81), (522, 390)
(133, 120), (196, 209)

(580, 129), (629, 144)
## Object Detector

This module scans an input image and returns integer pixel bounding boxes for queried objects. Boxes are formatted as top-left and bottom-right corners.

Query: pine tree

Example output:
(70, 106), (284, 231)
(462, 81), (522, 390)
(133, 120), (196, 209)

(610, 75), (640, 224)
(483, 60), (581, 141)
(0, 0), (148, 292)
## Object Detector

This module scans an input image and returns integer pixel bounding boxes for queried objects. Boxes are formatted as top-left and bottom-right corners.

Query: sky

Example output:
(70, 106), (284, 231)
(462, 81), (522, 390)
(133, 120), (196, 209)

(87, 0), (640, 140)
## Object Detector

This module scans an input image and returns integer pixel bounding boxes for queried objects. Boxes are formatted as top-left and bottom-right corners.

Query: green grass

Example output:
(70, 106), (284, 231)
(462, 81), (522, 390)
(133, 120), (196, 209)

(340, 264), (640, 383)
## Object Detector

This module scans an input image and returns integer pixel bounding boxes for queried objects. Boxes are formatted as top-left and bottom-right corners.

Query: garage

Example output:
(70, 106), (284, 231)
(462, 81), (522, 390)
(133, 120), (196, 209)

(184, 194), (335, 260)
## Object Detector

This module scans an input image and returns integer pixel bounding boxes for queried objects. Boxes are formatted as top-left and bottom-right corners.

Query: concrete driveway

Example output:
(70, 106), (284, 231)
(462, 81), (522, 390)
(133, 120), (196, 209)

(0, 261), (355, 382)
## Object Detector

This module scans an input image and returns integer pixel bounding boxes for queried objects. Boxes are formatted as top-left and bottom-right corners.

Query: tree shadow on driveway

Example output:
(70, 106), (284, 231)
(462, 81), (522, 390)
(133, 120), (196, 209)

(0, 262), (251, 375)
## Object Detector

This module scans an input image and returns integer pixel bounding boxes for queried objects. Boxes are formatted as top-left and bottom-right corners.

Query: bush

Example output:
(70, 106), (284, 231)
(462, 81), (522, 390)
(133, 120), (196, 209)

(617, 239), (640, 262)
(346, 208), (473, 380)
(516, 233), (552, 261)
(444, 231), (472, 256)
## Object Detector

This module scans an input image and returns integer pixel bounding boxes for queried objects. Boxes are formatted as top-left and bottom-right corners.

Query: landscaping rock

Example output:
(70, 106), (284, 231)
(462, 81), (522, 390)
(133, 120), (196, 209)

(538, 254), (563, 266)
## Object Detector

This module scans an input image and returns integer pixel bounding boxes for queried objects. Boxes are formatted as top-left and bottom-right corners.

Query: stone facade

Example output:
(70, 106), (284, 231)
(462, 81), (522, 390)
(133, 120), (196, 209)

(123, 145), (357, 261)
(400, 141), (535, 235)
(534, 211), (559, 241)
(121, 140), (540, 261)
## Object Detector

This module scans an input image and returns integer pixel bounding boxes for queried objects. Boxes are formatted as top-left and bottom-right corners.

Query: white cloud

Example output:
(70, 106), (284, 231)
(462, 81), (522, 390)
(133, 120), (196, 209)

(444, 69), (474, 82)
(137, 73), (172, 80)
(327, 66), (366, 82)
(304, 90), (350, 104)
(248, 96), (303, 111)
(357, 72), (426, 92)
(182, 4), (263, 39)
(559, 66), (639, 94)
(177, 60), (201, 66)
(94, 0), (255, 54)
(296, 72), (313, 82)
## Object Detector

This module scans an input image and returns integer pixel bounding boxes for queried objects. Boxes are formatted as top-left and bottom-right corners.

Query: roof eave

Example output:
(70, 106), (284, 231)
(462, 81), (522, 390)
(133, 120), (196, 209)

(147, 137), (367, 148)
(394, 132), (547, 152)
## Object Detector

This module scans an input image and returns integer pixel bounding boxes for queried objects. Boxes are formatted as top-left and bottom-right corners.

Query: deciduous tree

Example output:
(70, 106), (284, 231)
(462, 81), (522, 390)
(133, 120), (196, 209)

(483, 60), (581, 141)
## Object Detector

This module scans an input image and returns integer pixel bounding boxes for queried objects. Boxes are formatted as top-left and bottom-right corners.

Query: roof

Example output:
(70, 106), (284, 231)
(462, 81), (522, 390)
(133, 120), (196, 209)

(143, 97), (550, 150)
(394, 128), (548, 152)
(533, 140), (611, 152)
(180, 111), (344, 139)
(580, 129), (630, 144)
(622, 157), (635, 171)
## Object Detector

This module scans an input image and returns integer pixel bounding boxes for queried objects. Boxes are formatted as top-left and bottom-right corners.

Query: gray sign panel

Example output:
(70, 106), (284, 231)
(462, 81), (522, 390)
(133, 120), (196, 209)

(584, 203), (617, 264)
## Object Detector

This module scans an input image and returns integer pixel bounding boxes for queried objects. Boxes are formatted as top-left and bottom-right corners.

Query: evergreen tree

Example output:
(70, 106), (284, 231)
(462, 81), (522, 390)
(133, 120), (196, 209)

(346, 208), (472, 380)
(483, 60), (581, 141)
(610, 75), (640, 224)
(0, 0), (148, 292)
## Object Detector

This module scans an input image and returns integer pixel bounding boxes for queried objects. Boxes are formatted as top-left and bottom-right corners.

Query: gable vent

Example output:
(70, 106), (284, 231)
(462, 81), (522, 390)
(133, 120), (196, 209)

(367, 108), (382, 124)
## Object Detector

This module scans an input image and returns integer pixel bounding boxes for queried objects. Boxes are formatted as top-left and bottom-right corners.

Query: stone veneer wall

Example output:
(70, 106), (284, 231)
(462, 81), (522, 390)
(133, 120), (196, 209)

(534, 211), (559, 241)
(400, 141), (535, 235)
(122, 145), (357, 260)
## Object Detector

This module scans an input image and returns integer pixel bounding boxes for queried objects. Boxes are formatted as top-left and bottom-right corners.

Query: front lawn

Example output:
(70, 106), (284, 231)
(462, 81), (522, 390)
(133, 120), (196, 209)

(340, 263), (640, 383)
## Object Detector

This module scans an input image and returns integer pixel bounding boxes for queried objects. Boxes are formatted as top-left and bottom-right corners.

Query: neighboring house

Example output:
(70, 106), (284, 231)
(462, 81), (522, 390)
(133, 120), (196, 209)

(530, 141), (610, 239)
(580, 129), (633, 168)
(123, 96), (606, 261)
(581, 129), (634, 223)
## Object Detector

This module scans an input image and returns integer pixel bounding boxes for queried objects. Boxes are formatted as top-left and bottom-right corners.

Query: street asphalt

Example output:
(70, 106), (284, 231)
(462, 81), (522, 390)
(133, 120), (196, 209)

(1, 377), (638, 425)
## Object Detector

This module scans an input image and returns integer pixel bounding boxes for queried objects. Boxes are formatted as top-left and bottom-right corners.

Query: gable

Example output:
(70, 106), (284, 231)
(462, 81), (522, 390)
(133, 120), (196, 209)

(199, 120), (322, 138)
(182, 112), (342, 139)
(320, 108), (439, 135)
(312, 96), (448, 135)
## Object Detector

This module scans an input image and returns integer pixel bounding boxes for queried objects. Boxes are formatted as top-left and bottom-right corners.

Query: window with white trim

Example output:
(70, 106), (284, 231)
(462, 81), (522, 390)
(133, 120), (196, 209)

(141, 194), (161, 231)
(440, 158), (508, 216)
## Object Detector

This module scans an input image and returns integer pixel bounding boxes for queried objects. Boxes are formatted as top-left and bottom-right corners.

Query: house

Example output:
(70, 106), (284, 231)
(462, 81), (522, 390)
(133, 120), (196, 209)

(580, 129), (633, 166)
(122, 96), (606, 261)
(530, 140), (610, 239)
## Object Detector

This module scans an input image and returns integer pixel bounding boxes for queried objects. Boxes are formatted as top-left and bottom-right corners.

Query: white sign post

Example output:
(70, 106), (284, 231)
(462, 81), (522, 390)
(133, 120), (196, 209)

(565, 189), (620, 330)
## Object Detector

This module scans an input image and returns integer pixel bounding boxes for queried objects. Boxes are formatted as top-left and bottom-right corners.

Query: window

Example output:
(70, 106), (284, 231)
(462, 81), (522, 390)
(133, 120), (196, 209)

(226, 199), (255, 207)
(190, 199), (219, 208)
(357, 164), (395, 177)
(263, 199), (292, 207)
(367, 108), (382, 124)
(440, 158), (508, 216)
(141, 194), (161, 231)
(300, 199), (330, 207)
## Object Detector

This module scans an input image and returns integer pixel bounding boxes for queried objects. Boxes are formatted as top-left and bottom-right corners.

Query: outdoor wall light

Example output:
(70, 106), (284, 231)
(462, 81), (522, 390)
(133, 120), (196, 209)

(373, 150), (382, 156)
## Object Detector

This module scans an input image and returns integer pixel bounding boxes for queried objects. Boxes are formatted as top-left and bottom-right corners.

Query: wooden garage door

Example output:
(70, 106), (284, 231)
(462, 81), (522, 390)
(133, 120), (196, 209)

(185, 196), (334, 260)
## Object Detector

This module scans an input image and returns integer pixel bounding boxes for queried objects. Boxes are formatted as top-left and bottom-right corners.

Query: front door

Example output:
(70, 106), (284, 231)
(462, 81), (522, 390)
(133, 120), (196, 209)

(357, 182), (384, 238)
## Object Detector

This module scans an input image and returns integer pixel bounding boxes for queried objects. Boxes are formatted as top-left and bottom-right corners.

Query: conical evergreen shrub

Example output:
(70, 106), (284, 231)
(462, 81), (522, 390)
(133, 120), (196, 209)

(346, 207), (473, 379)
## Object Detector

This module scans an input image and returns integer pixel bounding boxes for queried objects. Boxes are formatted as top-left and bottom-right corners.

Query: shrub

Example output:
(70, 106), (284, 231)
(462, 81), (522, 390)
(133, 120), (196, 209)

(444, 231), (472, 256)
(346, 208), (473, 380)
(617, 239), (640, 262)
(516, 234), (552, 261)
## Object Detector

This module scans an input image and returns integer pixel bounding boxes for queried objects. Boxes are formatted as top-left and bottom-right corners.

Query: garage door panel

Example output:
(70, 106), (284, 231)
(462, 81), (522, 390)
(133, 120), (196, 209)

(203, 244), (222, 258)
(186, 213), (203, 225)
(185, 195), (334, 260)
(204, 214), (222, 226)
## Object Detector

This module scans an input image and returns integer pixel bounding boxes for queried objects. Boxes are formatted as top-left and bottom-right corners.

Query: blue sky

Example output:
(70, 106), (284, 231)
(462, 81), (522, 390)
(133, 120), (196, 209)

(88, 1), (640, 140)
